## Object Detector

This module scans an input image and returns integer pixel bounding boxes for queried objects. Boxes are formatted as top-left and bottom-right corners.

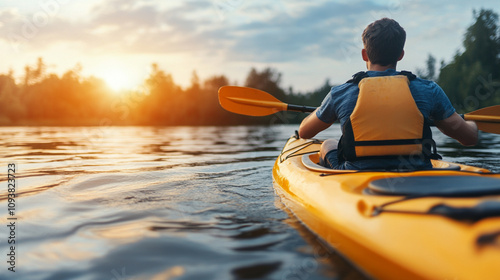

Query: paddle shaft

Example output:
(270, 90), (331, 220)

(287, 104), (316, 113)
(287, 104), (500, 125)
(284, 106), (500, 123)
(464, 114), (500, 123)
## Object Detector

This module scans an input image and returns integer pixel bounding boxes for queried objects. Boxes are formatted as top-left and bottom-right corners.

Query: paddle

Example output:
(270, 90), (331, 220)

(218, 86), (315, 116)
(218, 86), (500, 134)
(462, 106), (500, 134)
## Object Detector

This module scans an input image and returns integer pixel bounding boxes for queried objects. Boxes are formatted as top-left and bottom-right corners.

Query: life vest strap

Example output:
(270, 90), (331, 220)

(354, 139), (425, 146)
(347, 70), (417, 84)
(346, 71), (370, 84)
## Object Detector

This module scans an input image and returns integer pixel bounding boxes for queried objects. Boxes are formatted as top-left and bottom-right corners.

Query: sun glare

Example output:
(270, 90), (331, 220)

(102, 69), (136, 92)
(104, 71), (129, 91)
(95, 62), (140, 93)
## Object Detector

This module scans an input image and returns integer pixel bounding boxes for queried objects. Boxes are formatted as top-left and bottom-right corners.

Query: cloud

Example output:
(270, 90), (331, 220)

(0, 1), (209, 54)
(92, 1), (160, 29)
(224, 1), (388, 62)
(0, 0), (392, 59)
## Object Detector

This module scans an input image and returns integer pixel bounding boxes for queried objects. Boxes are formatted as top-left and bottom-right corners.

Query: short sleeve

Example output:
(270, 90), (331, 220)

(316, 90), (337, 124)
(430, 83), (455, 121)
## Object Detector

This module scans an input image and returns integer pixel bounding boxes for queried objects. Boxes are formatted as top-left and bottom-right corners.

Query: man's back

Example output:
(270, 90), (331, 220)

(298, 18), (478, 170)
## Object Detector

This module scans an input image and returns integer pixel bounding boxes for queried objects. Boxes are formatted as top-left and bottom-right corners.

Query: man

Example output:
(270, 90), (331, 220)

(299, 18), (478, 170)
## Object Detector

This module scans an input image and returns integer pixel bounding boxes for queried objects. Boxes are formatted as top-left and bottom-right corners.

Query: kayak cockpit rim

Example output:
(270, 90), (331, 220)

(301, 153), (466, 174)
(279, 136), (495, 175)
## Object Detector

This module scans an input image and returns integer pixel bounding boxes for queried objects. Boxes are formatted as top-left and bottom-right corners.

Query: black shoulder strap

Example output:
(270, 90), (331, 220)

(347, 70), (417, 84)
(346, 71), (369, 84)
(399, 70), (417, 81)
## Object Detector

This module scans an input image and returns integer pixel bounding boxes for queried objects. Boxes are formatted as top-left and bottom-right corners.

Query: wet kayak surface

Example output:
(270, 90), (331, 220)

(1, 125), (499, 280)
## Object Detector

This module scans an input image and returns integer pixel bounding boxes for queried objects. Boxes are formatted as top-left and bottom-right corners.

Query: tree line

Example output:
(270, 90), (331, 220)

(0, 58), (331, 126)
(0, 9), (498, 126)
(419, 9), (500, 112)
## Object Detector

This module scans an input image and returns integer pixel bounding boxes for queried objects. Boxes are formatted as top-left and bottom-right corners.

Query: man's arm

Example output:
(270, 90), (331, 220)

(434, 112), (478, 146)
(298, 109), (334, 139)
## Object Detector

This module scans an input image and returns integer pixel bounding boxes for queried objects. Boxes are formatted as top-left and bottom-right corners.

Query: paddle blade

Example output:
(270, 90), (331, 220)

(476, 122), (500, 134)
(467, 105), (500, 117)
(465, 105), (500, 134)
(218, 86), (288, 116)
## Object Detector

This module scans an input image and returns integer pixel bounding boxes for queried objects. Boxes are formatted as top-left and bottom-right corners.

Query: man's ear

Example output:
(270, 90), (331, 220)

(398, 50), (405, 61)
(361, 49), (369, 62)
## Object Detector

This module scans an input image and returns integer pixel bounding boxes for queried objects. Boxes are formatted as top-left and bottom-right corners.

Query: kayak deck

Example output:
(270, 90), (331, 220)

(273, 136), (500, 280)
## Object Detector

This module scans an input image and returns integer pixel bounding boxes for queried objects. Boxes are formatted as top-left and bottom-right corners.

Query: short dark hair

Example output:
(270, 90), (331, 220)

(362, 18), (406, 66)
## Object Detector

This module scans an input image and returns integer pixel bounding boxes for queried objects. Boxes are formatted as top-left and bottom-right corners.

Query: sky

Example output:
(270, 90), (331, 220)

(0, 0), (498, 92)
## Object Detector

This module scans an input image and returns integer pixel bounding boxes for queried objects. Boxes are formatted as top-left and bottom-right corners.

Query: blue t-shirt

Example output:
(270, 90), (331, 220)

(316, 69), (455, 170)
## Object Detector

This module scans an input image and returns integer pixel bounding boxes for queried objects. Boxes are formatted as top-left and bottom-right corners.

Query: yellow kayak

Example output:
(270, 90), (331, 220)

(273, 136), (500, 280)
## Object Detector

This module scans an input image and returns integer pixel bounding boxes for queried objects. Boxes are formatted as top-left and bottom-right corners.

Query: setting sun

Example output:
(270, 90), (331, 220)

(95, 61), (140, 92)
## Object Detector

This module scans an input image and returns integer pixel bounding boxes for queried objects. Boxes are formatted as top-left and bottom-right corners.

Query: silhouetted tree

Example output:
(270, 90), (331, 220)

(245, 67), (287, 102)
(438, 9), (500, 112)
(416, 54), (437, 81)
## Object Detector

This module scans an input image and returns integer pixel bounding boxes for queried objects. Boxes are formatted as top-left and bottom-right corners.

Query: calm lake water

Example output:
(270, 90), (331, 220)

(1, 125), (499, 280)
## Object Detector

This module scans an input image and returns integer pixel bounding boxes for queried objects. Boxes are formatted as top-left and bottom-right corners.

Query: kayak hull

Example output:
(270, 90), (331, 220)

(273, 136), (500, 280)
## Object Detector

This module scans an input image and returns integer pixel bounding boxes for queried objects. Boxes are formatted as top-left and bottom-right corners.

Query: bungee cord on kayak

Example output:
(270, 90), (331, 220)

(278, 137), (321, 163)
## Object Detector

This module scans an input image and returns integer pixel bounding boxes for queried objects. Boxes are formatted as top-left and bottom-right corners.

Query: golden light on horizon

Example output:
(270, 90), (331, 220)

(94, 59), (141, 93)
(99, 67), (138, 92)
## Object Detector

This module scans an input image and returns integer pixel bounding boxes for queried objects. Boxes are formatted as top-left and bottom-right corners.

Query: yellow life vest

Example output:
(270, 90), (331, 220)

(338, 72), (438, 161)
